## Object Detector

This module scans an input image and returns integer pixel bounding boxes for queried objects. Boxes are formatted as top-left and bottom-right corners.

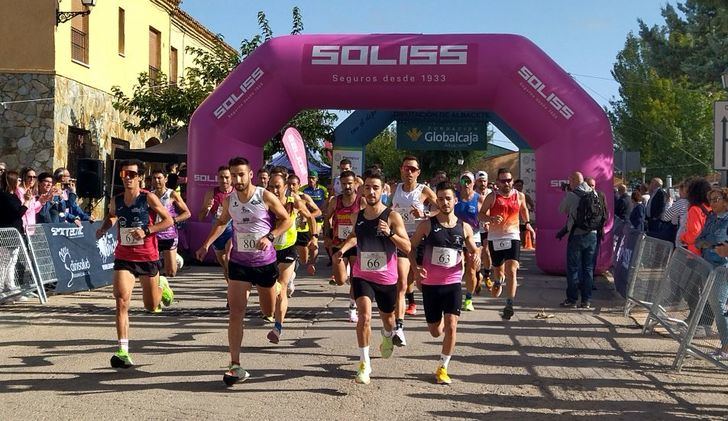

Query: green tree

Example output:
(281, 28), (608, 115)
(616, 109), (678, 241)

(112, 7), (336, 159)
(609, 1), (727, 181)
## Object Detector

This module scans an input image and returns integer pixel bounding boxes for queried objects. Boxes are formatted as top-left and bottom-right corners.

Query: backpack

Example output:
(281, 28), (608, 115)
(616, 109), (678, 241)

(572, 189), (605, 232)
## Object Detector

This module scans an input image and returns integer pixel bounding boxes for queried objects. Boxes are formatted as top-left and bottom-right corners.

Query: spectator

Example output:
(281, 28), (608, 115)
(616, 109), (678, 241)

(680, 178), (712, 255)
(629, 191), (645, 231)
(661, 178), (692, 248)
(558, 171), (598, 309)
(645, 177), (674, 241)
(53, 167), (93, 224)
(0, 170), (32, 233)
(710, 239), (728, 360)
(614, 184), (631, 221)
(17, 167), (46, 230)
(36, 172), (61, 223)
(639, 183), (650, 207)
(0, 162), (6, 191)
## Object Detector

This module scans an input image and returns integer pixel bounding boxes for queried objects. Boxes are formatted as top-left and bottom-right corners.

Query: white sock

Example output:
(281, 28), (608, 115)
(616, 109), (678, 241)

(359, 346), (370, 365)
(119, 339), (129, 353)
(440, 354), (451, 368)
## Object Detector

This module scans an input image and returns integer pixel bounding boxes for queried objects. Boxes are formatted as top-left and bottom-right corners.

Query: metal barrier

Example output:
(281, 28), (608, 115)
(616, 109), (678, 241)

(673, 266), (727, 372)
(623, 233), (674, 317)
(25, 224), (59, 286)
(0, 227), (47, 304)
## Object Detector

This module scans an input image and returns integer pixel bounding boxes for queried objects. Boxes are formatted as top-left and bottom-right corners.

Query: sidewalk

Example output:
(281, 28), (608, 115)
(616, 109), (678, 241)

(1, 250), (727, 420)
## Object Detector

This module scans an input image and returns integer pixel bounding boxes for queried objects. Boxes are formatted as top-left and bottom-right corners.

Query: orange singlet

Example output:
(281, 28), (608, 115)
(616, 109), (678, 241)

(487, 191), (520, 241)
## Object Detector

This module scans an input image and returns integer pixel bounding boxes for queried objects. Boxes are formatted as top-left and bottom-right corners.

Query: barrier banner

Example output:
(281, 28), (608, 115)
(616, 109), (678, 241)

(42, 222), (117, 293)
(613, 222), (641, 298)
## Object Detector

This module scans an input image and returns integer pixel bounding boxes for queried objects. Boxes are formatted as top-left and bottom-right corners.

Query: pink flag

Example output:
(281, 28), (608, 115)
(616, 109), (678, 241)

(282, 127), (308, 181)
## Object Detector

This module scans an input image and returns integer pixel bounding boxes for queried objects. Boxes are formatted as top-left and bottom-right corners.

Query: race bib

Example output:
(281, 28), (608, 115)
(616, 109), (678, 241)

(236, 232), (259, 252)
(493, 239), (512, 251)
(472, 231), (481, 245)
(215, 204), (223, 219)
(432, 246), (458, 268)
(360, 251), (387, 272)
(120, 228), (144, 246)
(337, 224), (353, 240)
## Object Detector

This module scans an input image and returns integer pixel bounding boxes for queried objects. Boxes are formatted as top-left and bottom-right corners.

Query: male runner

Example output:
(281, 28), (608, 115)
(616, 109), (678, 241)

(256, 168), (270, 188)
(198, 166), (234, 283)
(331, 158), (363, 196)
(410, 181), (481, 384)
(479, 168), (531, 320)
(195, 157), (291, 385)
(324, 170), (362, 322)
(333, 170), (410, 385)
(474, 171), (493, 293)
(454, 172), (484, 311)
(303, 170), (329, 264)
(267, 173), (316, 343)
(95, 159), (174, 369)
(390, 156), (438, 346)
(288, 174), (321, 277)
(151, 169), (191, 277)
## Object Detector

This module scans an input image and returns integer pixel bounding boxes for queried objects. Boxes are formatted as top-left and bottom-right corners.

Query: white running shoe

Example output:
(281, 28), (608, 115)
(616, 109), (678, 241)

(348, 307), (359, 323)
(392, 327), (407, 347)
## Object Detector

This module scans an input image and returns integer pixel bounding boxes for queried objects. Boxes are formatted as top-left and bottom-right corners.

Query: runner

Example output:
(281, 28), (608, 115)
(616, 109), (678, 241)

(454, 172), (484, 311)
(333, 169), (410, 385)
(474, 171), (493, 293)
(197, 165), (234, 284)
(95, 159), (174, 369)
(151, 169), (191, 277)
(323, 170), (362, 322)
(288, 173), (321, 278)
(331, 158), (363, 195)
(195, 157), (291, 386)
(409, 181), (481, 384)
(303, 170), (329, 266)
(390, 156), (438, 346)
(479, 168), (531, 320)
(267, 173), (317, 344)
(256, 168), (270, 188)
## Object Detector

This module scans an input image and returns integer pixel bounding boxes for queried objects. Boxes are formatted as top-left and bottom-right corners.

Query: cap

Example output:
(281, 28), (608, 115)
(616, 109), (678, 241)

(476, 171), (488, 180)
(460, 172), (475, 184)
(308, 170), (318, 177)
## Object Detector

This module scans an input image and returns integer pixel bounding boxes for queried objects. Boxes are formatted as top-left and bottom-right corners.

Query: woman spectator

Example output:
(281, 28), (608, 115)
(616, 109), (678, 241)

(17, 167), (47, 231)
(680, 178), (712, 255)
(629, 190), (645, 231)
(662, 178), (692, 248)
(0, 170), (32, 233)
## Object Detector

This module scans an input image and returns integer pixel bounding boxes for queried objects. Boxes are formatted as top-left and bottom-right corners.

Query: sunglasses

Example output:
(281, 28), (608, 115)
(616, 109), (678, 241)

(460, 178), (473, 184)
(26, 175), (37, 180)
(120, 170), (139, 179)
(401, 165), (420, 173)
(498, 178), (513, 183)
(710, 196), (724, 203)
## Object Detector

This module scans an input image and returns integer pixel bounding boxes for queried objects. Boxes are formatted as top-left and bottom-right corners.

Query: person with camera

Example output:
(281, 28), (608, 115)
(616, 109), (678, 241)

(51, 167), (93, 224)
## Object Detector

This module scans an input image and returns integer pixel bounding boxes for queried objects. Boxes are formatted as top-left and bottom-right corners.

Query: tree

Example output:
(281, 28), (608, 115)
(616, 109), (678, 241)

(112, 7), (336, 160)
(608, 1), (727, 181)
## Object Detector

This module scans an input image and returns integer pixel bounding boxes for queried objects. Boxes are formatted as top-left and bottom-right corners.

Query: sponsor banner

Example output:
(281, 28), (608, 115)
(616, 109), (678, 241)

(332, 148), (363, 177)
(282, 127), (309, 181)
(302, 43), (478, 86)
(396, 112), (487, 150)
(42, 222), (118, 294)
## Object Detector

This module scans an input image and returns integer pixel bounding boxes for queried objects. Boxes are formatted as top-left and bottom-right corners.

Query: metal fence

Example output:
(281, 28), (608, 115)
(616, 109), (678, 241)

(622, 229), (674, 317)
(0, 227), (47, 304)
(25, 224), (59, 286)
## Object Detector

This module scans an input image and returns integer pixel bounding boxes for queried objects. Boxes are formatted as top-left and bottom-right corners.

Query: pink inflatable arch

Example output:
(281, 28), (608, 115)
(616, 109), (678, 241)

(187, 34), (613, 274)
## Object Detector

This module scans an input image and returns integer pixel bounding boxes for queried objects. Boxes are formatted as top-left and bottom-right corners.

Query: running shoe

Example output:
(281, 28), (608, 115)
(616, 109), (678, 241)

(578, 301), (592, 310)
(502, 303), (514, 320)
(147, 304), (162, 314)
(110, 349), (134, 369)
(484, 276), (494, 291)
(159, 276), (174, 307)
(223, 363), (250, 386)
(348, 307), (359, 323)
(462, 298), (475, 312)
(405, 303), (417, 316)
(380, 332), (394, 359)
(435, 365), (451, 385)
(392, 327), (407, 347)
(328, 276), (337, 286)
(355, 361), (371, 384)
(261, 314), (275, 323)
(490, 280), (503, 298)
(267, 327), (281, 344)
(559, 299), (578, 308)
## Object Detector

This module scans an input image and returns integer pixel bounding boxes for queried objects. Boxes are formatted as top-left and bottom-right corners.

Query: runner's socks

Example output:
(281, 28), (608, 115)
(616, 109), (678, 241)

(119, 338), (129, 353)
(440, 354), (451, 369)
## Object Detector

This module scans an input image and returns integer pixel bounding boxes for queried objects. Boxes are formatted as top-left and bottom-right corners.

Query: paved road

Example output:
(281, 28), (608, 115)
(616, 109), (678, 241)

(1, 251), (727, 420)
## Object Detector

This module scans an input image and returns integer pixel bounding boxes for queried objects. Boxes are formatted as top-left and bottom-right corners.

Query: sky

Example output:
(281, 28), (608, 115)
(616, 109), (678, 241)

(180, 0), (672, 148)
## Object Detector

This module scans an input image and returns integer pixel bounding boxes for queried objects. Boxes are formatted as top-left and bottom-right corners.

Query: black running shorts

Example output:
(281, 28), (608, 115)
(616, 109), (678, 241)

(114, 259), (160, 278)
(421, 283), (462, 324)
(488, 239), (521, 267)
(158, 238), (178, 252)
(276, 245), (298, 264)
(332, 246), (357, 259)
(352, 277), (397, 314)
(295, 231), (311, 247)
(228, 261), (279, 288)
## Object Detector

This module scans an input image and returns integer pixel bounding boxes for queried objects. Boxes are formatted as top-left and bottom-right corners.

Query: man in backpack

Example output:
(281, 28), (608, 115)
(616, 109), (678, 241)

(558, 171), (601, 309)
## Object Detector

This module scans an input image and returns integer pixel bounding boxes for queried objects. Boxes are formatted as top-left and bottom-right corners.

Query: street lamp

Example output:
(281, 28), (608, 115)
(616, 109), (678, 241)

(57, 0), (96, 25)
(641, 166), (646, 184)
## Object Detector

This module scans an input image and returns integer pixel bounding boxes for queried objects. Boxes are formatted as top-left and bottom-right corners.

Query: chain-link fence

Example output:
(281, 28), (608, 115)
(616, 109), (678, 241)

(0, 227), (46, 304)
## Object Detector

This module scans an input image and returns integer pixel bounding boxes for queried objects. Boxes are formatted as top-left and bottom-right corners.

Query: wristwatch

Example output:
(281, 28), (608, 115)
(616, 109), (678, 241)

(142, 226), (151, 236)
(388, 231), (396, 238)
(265, 232), (276, 242)
(312, 233), (319, 238)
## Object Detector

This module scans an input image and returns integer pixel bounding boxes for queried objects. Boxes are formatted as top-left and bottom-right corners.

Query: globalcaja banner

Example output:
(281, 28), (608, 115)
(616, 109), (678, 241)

(42, 222), (118, 294)
(395, 111), (488, 151)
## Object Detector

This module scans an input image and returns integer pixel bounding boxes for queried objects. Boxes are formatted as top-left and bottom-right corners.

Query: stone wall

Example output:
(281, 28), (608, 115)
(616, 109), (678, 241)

(0, 72), (55, 171)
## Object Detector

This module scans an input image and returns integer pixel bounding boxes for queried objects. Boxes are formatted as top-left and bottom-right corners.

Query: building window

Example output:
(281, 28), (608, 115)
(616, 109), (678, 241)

(71, 0), (89, 64)
(170, 47), (178, 85)
(149, 27), (161, 83)
(118, 8), (125, 56)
